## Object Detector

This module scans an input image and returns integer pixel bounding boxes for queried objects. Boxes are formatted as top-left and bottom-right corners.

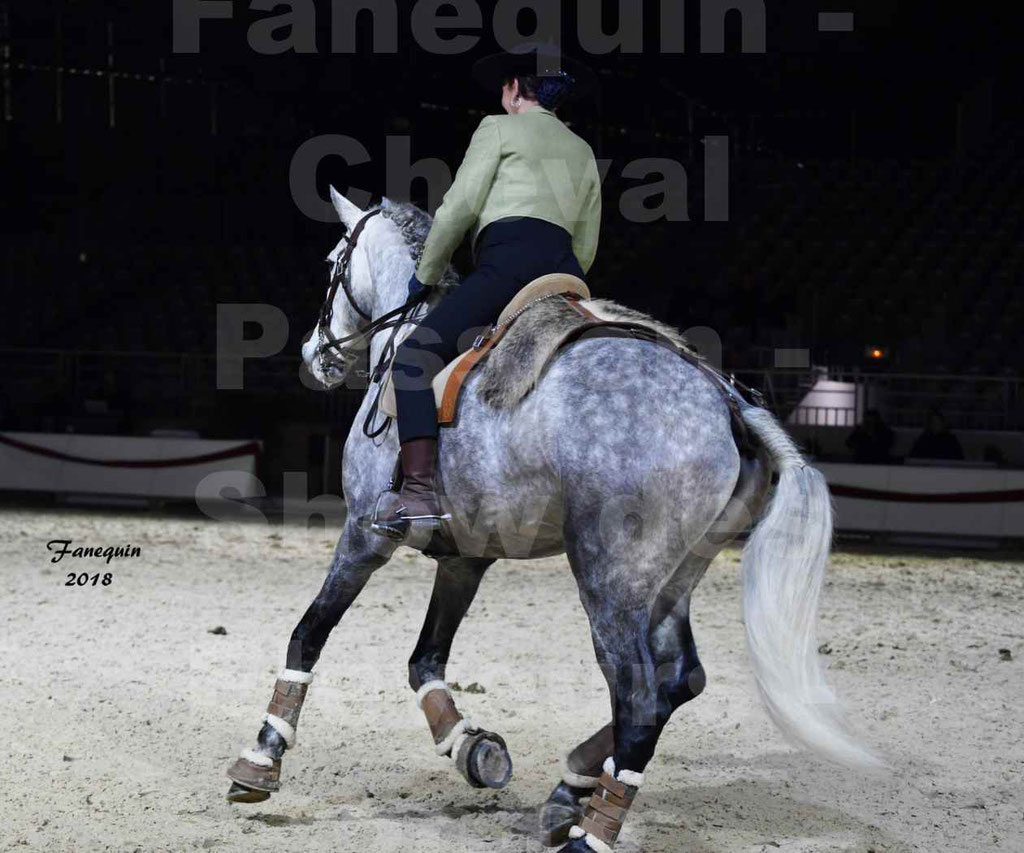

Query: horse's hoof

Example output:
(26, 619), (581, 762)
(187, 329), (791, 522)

(537, 781), (591, 847)
(455, 730), (513, 789)
(226, 755), (281, 798)
(226, 782), (271, 804)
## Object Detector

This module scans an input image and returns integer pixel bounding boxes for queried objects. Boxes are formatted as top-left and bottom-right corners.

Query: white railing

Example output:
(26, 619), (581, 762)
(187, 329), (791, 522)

(732, 366), (1022, 431)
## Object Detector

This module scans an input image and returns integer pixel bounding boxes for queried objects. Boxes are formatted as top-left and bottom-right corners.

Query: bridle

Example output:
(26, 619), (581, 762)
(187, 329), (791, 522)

(315, 208), (381, 377)
(313, 207), (429, 437)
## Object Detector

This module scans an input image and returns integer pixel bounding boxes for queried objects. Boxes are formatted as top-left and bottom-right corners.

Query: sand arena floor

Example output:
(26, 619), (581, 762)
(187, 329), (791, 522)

(2, 505), (1022, 852)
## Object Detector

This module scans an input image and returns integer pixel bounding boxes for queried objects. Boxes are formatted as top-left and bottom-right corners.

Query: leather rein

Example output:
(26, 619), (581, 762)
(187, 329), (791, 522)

(314, 207), (426, 438)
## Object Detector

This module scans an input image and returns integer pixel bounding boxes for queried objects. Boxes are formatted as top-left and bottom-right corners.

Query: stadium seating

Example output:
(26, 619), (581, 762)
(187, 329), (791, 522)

(4, 121), (1021, 381)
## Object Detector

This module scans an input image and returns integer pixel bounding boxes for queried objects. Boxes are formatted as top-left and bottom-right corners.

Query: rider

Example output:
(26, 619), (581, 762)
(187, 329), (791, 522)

(375, 42), (602, 537)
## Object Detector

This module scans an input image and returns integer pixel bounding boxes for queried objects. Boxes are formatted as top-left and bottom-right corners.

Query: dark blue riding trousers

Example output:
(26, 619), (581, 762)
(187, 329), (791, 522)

(392, 216), (586, 442)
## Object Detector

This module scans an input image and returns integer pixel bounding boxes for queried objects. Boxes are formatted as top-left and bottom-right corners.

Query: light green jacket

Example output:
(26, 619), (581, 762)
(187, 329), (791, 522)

(415, 104), (602, 287)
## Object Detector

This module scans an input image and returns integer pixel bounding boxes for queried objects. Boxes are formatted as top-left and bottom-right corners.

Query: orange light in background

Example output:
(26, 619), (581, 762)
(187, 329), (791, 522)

(863, 345), (888, 361)
(870, 348), (884, 359)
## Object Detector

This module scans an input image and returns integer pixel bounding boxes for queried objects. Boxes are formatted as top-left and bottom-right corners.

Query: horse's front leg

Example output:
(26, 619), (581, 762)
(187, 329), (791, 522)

(226, 519), (396, 803)
(408, 555), (513, 789)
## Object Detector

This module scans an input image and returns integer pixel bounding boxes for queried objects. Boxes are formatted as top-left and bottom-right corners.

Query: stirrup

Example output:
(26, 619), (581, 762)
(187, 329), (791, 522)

(395, 510), (452, 522)
(367, 488), (451, 542)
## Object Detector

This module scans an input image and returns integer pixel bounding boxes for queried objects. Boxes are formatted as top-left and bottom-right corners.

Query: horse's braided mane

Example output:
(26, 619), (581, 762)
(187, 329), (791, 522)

(376, 200), (460, 294)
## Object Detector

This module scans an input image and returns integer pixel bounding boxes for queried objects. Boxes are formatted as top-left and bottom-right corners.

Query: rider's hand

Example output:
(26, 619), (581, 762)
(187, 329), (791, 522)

(407, 273), (427, 299)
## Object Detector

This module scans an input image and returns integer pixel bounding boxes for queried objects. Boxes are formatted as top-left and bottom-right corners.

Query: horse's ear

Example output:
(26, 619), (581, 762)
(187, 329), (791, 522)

(330, 185), (364, 229)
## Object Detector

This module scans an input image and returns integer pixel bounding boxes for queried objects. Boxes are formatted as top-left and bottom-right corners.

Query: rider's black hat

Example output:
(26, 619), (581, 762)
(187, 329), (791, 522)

(471, 40), (598, 103)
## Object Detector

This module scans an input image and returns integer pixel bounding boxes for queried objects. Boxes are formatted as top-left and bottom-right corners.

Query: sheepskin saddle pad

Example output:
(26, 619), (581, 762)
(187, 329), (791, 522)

(377, 273), (698, 426)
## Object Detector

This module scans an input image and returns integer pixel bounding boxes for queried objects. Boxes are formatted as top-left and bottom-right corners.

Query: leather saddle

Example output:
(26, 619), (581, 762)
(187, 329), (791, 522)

(378, 273), (591, 424)
(376, 271), (764, 446)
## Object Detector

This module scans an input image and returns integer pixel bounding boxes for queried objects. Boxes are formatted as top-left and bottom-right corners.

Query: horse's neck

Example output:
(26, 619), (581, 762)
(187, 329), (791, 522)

(366, 291), (433, 370)
(364, 249), (452, 371)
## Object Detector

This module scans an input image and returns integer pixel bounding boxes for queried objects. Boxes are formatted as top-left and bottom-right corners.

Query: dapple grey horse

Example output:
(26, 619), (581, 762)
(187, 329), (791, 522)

(226, 189), (880, 851)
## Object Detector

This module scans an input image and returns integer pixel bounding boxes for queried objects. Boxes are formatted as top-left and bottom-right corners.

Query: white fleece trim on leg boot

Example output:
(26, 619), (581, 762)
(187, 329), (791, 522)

(279, 668), (314, 684)
(435, 717), (474, 756)
(262, 712), (296, 748)
(239, 748), (274, 768)
(449, 717), (487, 762)
(568, 825), (614, 853)
(415, 679), (451, 710)
(602, 756), (643, 788)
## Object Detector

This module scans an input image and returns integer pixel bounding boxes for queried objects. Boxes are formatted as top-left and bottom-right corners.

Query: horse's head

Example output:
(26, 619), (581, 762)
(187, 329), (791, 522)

(302, 187), (451, 389)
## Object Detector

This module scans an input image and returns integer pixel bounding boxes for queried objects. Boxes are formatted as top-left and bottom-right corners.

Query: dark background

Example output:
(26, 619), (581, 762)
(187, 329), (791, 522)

(1, 1), (1021, 485)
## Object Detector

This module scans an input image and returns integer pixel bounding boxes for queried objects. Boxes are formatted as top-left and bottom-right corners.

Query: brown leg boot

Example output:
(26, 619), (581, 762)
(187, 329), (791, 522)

(539, 724), (614, 845)
(371, 437), (451, 541)
(567, 758), (640, 852)
(226, 669), (313, 802)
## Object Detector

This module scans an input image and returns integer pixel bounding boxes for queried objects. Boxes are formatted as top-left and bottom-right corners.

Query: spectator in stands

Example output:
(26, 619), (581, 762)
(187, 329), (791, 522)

(846, 408), (895, 464)
(908, 408), (964, 460)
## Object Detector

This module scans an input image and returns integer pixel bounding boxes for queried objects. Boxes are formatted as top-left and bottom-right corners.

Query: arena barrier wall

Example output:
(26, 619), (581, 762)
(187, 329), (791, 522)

(818, 462), (1024, 539)
(0, 432), (261, 501)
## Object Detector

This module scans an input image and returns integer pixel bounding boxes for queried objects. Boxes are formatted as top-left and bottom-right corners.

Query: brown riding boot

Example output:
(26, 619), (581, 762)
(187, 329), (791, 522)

(371, 437), (450, 540)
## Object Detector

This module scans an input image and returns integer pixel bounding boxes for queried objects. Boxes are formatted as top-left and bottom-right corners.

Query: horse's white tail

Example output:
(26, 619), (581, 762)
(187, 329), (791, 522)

(739, 406), (884, 769)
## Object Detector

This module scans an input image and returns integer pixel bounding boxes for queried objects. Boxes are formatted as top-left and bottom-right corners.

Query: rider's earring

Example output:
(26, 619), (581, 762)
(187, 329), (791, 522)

(512, 95), (521, 108)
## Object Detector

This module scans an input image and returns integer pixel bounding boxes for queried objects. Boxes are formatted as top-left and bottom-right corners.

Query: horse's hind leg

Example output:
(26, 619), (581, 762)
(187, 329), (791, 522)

(226, 520), (395, 803)
(408, 555), (513, 790)
(538, 561), (709, 849)
(550, 563), (703, 853)
(549, 453), (769, 850)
